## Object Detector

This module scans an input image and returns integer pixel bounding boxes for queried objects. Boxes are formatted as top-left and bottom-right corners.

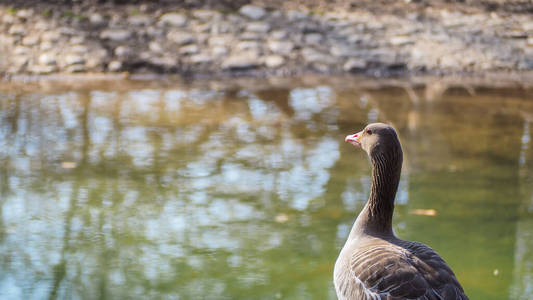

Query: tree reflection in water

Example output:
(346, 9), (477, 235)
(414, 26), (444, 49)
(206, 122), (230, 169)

(0, 80), (532, 300)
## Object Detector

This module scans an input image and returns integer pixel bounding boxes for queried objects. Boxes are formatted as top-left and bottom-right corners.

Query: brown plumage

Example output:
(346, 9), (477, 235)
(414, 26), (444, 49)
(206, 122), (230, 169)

(334, 123), (468, 300)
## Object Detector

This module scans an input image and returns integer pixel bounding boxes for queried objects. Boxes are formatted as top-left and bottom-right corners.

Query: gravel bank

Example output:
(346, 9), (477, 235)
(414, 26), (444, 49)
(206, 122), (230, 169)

(0, 1), (532, 78)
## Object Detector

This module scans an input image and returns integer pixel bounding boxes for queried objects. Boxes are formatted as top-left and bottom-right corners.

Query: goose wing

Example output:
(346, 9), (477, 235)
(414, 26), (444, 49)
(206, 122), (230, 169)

(338, 240), (468, 300)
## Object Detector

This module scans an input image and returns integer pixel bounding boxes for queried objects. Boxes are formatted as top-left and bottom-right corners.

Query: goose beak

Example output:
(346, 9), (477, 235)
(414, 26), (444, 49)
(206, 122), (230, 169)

(345, 131), (362, 147)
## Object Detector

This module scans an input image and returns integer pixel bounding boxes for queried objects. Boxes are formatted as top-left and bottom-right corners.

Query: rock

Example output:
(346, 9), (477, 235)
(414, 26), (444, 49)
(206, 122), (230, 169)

(22, 35), (39, 46)
(13, 46), (30, 55)
(89, 13), (105, 25)
(240, 32), (262, 41)
(149, 41), (163, 52)
(16, 9), (33, 19)
(66, 64), (86, 73)
(40, 41), (54, 51)
(114, 46), (133, 58)
(108, 60), (123, 72)
(180, 44), (199, 55)
(64, 54), (85, 65)
(343, 58), (367, 71)
(8, 25), (27, 36)
(86, 49), (108, 69)
(128, 15), (152, 26)
(268, 40), (294, 55)
(211, 46), (228, 57)
(239, 5), (266, 20)
(11, 56), (29, 71)
(246, 22), (270, 33)
(208, 35), (233, 47)
(37, 53), (55, 70)
(301, 47), (336, 64)
(159, 13), (187, 27)
(193, 10), (222, 21)
(69, 45), (89, 54)
(2, 14), (17, 24)
(41, 31), (61, 43)
(29, 64), (57, 74)
(190, 54), (213, 64)
(270, 30), (288, 40)
(390, 36), (415, 46)
(237, 41), (261, 51)
(286, 10), (308, 21)
(34, 21), (50, 31)
(167, 30), (195, 45)
(330, 45), (358, 57)
(265, 55), (285, 68)
(222, 51), (262, 69)
(70, 36), (85, 45)
(147, 56), (176, 68)
(100, 29), (132, 42)
(304, 33), (323, 45)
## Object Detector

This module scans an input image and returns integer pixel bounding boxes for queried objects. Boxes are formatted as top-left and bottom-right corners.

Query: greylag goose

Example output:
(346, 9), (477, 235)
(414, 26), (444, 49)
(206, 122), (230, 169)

(334, 123), (468, 300)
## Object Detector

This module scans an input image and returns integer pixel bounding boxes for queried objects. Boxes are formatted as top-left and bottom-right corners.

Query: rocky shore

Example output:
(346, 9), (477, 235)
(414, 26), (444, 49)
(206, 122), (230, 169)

(0, 1), (532, 78)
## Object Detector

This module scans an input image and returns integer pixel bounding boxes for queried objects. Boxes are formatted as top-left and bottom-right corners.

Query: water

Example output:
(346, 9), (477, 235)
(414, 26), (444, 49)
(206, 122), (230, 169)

(0, 78), (532, 300)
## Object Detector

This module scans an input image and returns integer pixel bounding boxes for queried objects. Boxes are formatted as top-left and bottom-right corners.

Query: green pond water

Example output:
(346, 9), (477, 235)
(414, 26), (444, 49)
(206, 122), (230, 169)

(0, 78), (532, 300)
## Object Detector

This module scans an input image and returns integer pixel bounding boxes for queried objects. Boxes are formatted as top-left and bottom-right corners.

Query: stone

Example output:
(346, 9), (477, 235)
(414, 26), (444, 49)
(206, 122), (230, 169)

(29, 64), (57, 74)
(167, 30), (195, 45)
(70, 45), (89, 54)
(246, 22), (270, 33)
(343, 58), (367, 71)
(40, 41), (54, 51)
(190, 54), (213, 64)
(16, 9), (33, 19)
(128, 15), (152, 26)
(64, 54), (85, 65)
(208, 35), (232, 47)
(13, 46), (30, 55)
(149, 41), (163, 52)
(330, 45), (358, 57)
(8, 25), (26, 36)
(301, 48), (336, 64)
(390, 36), (415, 46)
(268, 40), (294, 55)
(41, 31), (61, 42)
(70, 36), (85, 45)
(180, 44), (199, 55)
(270, 30), (288, 40)
(239, 5), (266, 20)
(304, 33), (323, 45)
(193, 10), (221, 21)
(89, 13), (105, 25)
(240, 32), (262, 41)
(159, 13), (187, 27)
(2, 14), (17, 24)
(211, 46), (228, 57)
(237, 41), (261, 51)
(108, 60), (122, 72)
(100, 29), (132, 42)
(114, 46), (133, 58)
(66, 64), (86, 73)
(222, 51), (262, 69)
(86, 49), (108, 69)
(265, 55), (284, 68)
(22, 35), (39, 46)
(39, 52), (56, 65)
(286, 10), (307, 21)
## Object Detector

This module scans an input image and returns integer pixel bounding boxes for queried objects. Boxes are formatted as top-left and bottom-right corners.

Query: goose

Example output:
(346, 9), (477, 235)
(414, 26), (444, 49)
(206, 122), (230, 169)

(334, 123), (468, 300)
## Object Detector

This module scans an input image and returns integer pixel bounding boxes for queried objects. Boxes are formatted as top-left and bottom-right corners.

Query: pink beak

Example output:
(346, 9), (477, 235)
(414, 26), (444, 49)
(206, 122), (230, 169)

(345, 131), (363, 147)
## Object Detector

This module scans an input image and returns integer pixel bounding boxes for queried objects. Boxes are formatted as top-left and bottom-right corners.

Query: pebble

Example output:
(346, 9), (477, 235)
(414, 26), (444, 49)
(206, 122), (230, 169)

(89, 13), (105, 25)
(190, 54), (213, 64)
(167, 30), (195, 45)
(114, 46), (133, 58)
(39, 52), (56, 65)
(128, 15), (152, 26)
(239, 5), (266, 20)
(246, 22), (271, 33)
(159, 13), (187, 27)
(41, 31), (61, 43)
(108, 60), (123, 72)
(265, 55), (285, 68)
(180, 44), (199, 55)
(22, 35), (39, 46)
(64, 54), (85, 65)
(8, 25), (27, 36)
(100, 29), (132, 42)
(343, 58), (367, 71)
(268, 40), (294, 55)
(222, 52), (262, 69)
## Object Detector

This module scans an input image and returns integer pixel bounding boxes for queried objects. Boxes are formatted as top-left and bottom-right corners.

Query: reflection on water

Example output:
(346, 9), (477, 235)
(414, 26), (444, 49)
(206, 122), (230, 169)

(0, 80), (532, 300)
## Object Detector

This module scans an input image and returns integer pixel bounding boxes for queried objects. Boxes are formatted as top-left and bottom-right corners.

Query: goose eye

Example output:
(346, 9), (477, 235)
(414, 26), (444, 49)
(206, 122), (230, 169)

(366, 129), (372, 135)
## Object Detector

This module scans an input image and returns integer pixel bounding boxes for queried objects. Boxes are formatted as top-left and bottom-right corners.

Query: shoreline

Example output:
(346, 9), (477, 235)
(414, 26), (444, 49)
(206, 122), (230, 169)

(1, 1), (532, 78)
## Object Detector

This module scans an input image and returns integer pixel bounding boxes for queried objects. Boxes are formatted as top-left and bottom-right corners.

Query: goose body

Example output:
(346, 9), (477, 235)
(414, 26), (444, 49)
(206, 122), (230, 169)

(334, 123), (467, 300)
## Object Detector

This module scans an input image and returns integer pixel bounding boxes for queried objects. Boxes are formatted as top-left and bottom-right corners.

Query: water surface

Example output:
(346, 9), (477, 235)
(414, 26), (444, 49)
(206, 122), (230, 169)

(0, 78), (532, 300)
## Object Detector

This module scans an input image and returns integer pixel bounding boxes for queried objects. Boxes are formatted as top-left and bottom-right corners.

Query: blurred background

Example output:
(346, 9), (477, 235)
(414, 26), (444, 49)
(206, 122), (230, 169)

(0, 1), (533, 300)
